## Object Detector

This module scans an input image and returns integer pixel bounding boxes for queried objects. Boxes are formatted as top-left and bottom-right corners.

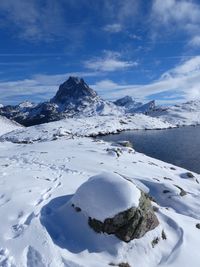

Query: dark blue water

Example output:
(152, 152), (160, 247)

(101, 126), (200, 174)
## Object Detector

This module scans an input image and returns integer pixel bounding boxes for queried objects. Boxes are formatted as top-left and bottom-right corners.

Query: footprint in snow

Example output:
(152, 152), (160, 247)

(11, 223), (24, 239)
(0, 195), (11, 207)
(35, 188), (52, 206)
(9, 211), (39, 239)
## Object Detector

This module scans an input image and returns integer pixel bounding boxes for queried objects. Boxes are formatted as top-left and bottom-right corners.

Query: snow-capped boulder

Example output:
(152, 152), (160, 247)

(71, 172), (159, 242)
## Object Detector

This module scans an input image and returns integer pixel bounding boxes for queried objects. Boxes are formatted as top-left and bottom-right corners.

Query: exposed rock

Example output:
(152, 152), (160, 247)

(196, 223), (200, 229)
(114, 96), (143, 112)
(116, 140), (133, 148)
(161, 229), (167, 240)
(186, 172), (194, 178)
(114, 96), (156, 114)
(51, 76), (98, 106)
(109, 262), (131, 267)
(174, 185), (187, 196)
(151, 237), (160, 248)
(88, 191), (159, 242)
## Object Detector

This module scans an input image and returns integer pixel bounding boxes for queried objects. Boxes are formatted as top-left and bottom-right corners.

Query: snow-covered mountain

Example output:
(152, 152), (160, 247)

(114, 96), (143, 110)
(114, 96), (156, 114)
(0, 115), (22, 136)
(150, 100), (200, 126)
(0, 77), (123, 126)
(134, 100), (156, 114)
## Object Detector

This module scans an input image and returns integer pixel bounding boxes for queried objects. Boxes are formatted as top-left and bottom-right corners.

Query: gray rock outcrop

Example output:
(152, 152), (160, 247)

(87, 191), (159, 242)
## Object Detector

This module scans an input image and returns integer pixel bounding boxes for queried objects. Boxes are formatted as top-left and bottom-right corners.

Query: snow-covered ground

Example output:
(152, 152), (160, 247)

(0, 114), (173, 142)
(0, 115), (22, 136)
(0, 120), (200, 267)
(151, 100), (200, 126)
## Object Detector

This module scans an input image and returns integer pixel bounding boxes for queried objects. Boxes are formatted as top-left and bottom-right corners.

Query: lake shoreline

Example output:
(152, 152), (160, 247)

(99, 125), (200, 174)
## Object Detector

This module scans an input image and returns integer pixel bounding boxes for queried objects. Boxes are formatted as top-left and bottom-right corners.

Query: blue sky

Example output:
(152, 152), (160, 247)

(0, 0), (200, 105)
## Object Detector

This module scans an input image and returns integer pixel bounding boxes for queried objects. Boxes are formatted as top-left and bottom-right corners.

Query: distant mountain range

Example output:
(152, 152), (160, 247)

(150, 100), (200, 126)
(0, 76), (199, 127)
(0, 77), (156, 126)
(114, 95), (156, 114)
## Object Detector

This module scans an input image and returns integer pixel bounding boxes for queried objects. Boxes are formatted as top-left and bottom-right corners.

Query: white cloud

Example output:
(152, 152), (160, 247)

(103, 23), (122, 33)
(0, 71), (100, 105)
(189, 36), (200, 47)
(151, 0), (200, 41)
(0, 0), (85, 42)
(84, 51), (138, 72)
(167, 56), (200, 75)
(93, 56), (200, 102)
(1, 56), (200, 105)
(152, 0), (200, 25)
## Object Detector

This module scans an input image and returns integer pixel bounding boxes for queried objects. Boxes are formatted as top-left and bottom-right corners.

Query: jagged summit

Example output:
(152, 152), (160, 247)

(114, 95), (143, 110)
(114, 95), (155, 114)
(51, 76), (97, 104)
(114, 95), (134, 106)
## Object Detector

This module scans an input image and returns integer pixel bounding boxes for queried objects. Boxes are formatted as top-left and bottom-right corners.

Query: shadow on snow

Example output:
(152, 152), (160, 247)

(40, 194), (119, 255)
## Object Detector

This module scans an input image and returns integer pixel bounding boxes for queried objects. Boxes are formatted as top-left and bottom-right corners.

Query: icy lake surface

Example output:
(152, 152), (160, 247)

(100, 125), (200, 174)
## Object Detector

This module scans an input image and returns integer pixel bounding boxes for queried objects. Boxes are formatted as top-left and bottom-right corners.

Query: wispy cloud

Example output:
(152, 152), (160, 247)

(0, 71), (100, 105)
(0, 56), (200, 105)
(93, 56), (200, 103)
(151, 0), (200, 45)
(0, 0), (87, 42)
(103, 23), (122, 33)
(189, 36), (200, 48)
(84, 51), (138, 72)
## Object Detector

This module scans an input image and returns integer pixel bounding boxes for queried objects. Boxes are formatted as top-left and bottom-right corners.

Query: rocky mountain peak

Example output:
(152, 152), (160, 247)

(114, 96), (134, 107)
(51, 76), (97, 104)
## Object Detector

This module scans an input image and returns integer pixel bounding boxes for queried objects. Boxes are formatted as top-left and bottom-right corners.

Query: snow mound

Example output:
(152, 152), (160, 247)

(0, 115), (22, 136)
(71, 172), (141, 221)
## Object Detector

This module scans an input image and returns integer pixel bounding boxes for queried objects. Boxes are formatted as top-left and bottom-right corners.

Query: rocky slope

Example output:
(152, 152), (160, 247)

(114, 96), (156, 114)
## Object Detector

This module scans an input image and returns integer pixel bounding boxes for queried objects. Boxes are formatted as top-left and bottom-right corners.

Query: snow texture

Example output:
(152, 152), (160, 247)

(71, 172), (141, 221)
(0, 115), (22, 136)
(151, 100), (200, 126)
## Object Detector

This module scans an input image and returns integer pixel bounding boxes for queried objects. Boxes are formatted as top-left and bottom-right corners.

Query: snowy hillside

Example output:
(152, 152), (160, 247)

(0, 114), (173, 143)
(0, 125), (200, 267)
(0, 115), (22, 136)
(151, 100), (200, 126)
